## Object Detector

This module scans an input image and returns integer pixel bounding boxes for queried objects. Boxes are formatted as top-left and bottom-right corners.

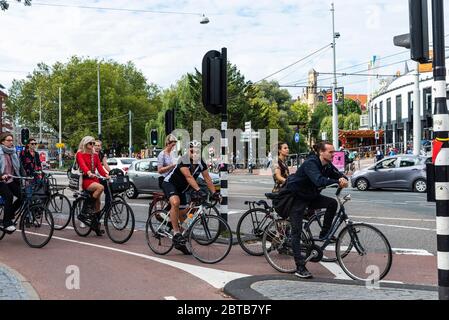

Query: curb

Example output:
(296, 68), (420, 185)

(0, 262), (40, 300)
(224, 274), (437, 300)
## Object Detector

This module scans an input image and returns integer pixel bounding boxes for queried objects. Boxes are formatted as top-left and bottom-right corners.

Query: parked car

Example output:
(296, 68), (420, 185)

(125, 158), (221, 199)
(106, 157), (136, 173)
(350, 155), (431, 193)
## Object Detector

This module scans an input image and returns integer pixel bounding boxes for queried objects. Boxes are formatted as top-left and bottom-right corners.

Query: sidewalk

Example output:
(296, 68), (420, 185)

(224, 275), (438, 300)
(0, 262), (39, 300)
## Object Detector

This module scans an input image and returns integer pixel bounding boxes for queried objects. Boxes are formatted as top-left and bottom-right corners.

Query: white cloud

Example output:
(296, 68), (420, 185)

(0, 0), (448, 97)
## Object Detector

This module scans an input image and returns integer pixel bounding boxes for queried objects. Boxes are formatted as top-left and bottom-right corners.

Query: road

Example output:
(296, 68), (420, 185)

(0, 172), (438, 299)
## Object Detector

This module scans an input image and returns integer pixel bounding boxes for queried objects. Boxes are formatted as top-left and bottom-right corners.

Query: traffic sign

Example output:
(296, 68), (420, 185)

(15, 146), (24, 153)
(294, 132), (300, 143)
(56, 143), (65, 149)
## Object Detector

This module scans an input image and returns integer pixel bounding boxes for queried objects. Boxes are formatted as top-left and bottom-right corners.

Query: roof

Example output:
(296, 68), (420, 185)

(339, 129), (384, 138)
(345, 94), (367, 111)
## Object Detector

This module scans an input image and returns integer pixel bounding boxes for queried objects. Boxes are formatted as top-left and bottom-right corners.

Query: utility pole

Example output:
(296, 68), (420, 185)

(129, 110), (132, 157)
(331, 3), (339, 149)
(97, 63), (102, 141)
(58, 87), (62, 168)
(39, 94), (42, 144)
(413, 62), (422, 155)
(431, 0), (449, 300)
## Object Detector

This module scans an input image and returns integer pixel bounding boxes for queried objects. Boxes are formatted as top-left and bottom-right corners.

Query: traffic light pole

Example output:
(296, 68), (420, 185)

(219, 48), (228, 223)
(431, 0), (449, 300)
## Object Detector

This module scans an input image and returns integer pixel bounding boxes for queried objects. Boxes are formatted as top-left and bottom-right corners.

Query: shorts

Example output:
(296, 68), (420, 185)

(162, 181), (188, 207)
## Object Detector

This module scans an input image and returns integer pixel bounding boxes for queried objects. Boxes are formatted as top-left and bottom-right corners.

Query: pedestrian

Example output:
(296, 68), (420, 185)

(157, 134), (178, 189)
(272, 142), (290, 192)
(0, 132), (24, 232)
(375, 147), (384, 162)
(266, 151), (273, 169)
(19, 137), (42, 177)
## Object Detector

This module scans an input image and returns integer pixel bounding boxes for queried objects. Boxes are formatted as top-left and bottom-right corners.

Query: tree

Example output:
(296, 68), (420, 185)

(344, 113), (361, 130)
(339, 98), (362, 115)
(310, 102), (332, 140)
(319, 116), (333, 143)
(0, 0), (31, 11)
(7, 56), (160, 152)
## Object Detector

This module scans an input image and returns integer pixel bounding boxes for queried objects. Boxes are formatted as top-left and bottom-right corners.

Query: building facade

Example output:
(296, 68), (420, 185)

(0, 89), (13, 133)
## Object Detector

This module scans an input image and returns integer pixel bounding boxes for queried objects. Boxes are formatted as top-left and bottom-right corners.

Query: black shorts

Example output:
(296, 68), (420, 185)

(161, 181), (188, 206)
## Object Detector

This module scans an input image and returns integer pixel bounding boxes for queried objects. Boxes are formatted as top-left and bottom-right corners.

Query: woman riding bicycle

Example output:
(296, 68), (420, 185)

(0, 132), (24, 232)
(75, 136), (109, 235)
(157, 134), (178, 189)
(19, 138), (42, 178)
(271, 142), (290, 193)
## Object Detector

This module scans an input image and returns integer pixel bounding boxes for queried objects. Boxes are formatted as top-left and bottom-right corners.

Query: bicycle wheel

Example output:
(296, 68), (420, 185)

(236, 208), (272, 256)
(188, 215), (232, 264)
(0, 204), (5, 240)
(304, 210), (344, 262)
(148, 197), (169, 216)
(262, 219), (296, 273)
(20, 205), (54, 248)
(145, 209), (174, 255)
(47, 193), (72, 230)
(105, 200), (135, 244)
(336, 223), (393, 281)
(71, 198), (92, 237)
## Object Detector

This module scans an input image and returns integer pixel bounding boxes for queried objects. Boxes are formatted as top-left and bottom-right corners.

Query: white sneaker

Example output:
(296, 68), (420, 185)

(5, 225), (16, 232)
(80, 222), (86, 228)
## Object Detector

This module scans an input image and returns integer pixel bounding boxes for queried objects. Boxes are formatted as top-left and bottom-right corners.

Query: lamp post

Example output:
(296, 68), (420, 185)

(97, 63), (101, 141)
(331, 3), (340, 149)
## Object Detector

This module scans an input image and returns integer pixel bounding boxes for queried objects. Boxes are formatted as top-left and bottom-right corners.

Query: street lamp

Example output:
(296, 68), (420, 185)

(331, 3), (339, 149)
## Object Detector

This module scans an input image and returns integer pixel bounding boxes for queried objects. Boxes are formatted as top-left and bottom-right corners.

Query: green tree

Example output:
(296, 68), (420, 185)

(319, 116), (333, 143)
(343, 113), (361, 130)
(339, 98), (362, 115)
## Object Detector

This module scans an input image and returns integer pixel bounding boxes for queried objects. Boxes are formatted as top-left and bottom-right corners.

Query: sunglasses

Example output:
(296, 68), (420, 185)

(30, 143), (37, 145)
(87, 142), (95, 146)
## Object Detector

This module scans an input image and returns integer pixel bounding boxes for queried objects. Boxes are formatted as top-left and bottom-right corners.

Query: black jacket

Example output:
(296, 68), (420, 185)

(286, 155), (344, 200)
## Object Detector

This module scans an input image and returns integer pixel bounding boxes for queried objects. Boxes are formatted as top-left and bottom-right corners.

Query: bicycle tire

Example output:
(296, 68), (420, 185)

(148, 197), (169, 216)
(262, 219), (296, 273)
(188, 215), (232, 264)
(0, 204), (5, 240)
(336, 223), (393, 281)
(236, 208), (272, 256)
(71, 198), (92, 237)
(105, 200), (135, 244)
(20, 205), (54, 248)
(145, 209), (174, 255)
(47, 193), (72, 230)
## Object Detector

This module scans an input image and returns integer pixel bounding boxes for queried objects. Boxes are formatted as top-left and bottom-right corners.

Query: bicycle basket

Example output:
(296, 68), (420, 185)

(109, 175), (130, 194)
(22, 178), (51, 202)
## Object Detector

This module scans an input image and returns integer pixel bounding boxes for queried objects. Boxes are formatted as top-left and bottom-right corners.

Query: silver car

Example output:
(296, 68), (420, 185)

(351, 155), (431, 193)
(126, 158), (221, 199)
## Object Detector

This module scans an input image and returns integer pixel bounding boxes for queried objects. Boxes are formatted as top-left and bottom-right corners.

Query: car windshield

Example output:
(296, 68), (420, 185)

(121, 159), (135, 164)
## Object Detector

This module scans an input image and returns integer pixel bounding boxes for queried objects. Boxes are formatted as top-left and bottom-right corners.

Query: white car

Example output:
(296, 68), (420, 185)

(106, 157), (136, 173)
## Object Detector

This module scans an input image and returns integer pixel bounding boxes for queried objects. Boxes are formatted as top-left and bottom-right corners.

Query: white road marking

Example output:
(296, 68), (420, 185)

(367, 222), (436, 232)
(319, 261), (352, 280)
(164, 296), (177, 300)
(25, 232), (249, 289)
(392, 248), (433, 256)
(351, 216), (435, 222)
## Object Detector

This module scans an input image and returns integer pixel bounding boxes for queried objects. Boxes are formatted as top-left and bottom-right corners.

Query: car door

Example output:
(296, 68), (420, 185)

(394, 157), (419, 188)
(133, 160), (151, 191)
(147, 161), (162, 191)
(372, 157), (398, 188)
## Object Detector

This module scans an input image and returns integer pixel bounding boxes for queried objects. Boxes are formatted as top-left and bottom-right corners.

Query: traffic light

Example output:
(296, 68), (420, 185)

(393, 0), (429, 63)
(165, 109), (175, 135)
(150, 129), (158, 146)
(21, 128), (29, 145)
(202, 49), (227, 115)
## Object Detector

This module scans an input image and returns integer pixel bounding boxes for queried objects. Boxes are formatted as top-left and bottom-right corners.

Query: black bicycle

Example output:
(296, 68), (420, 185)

(71, 175), (135, 244)
(236, 199), (324, 256)
(0, 175), (54, 248)
(43, 172), (72, 230)
(263, 186), (393, 281)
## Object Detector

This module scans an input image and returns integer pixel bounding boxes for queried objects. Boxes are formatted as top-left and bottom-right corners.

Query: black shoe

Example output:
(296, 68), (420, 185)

(295, 265), (313, 279)
(78, 213), (93, 227)
(92, 217), (104, 236)
(175, 244), (192, 255)
(173, 233), (191, 255)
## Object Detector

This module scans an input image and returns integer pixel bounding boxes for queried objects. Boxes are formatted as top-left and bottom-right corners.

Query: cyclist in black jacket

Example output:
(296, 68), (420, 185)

(286, 141), (349, 279)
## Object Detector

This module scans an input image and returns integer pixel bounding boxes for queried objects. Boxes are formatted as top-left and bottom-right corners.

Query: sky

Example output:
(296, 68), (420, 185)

(1, 0), (448, 99)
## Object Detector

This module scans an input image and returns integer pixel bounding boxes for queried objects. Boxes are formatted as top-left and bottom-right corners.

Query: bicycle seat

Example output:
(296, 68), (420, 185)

(256, 200), (270, 209)
(152, 192), (165, 198)
(264, 193), (279, 200)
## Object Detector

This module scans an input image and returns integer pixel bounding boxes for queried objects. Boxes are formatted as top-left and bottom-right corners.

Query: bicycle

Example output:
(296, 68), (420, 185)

(145, 193), (232, 264)
(71, 175), (135, 244)
(43, 172), (72, 230)
(0, 175), (54, 248)
(236, 199), (324, 256)
(262, 186), (393, 281)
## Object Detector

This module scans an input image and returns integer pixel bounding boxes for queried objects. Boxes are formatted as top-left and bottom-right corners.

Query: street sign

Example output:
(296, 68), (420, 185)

(55, 143), (65, 149)
(15, 146), (23, 153)
(294, 132), (300, 143)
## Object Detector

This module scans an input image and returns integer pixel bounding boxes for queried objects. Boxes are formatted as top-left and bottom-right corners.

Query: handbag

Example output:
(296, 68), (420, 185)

(68, 153), (83, 191)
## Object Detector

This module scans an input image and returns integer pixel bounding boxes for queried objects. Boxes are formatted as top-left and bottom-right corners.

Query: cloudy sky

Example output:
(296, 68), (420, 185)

(1, 0), (448, 98)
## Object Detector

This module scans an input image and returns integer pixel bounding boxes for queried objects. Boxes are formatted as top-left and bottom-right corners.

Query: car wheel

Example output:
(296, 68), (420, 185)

(413, 179), (427, 193)
(126, 183), (138, 199)
(356, 178), (369, 191)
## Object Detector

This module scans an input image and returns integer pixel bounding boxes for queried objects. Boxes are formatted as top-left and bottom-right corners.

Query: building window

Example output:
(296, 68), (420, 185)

(374, 103), (378, 128)
(396, 95), (403, 128)
(423, 87), (432, 115)
(386, 98), (391, 124)
(379, 101), (383, 127)
(408, 91), (413, 122)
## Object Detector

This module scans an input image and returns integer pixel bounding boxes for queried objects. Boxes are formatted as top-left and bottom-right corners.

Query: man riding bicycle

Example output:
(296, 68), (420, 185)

(161, 140), (220, 255)
(286, 141), (349, 279)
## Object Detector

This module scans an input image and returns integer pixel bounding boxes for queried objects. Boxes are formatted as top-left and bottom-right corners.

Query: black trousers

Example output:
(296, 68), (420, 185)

(0, 180), (22, 227)
(290, 194), (338, 267)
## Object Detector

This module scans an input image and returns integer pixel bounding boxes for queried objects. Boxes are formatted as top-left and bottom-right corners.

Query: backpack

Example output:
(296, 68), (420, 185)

(272, 186), (295, 219)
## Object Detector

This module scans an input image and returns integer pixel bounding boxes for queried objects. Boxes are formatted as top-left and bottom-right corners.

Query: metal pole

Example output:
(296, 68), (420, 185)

(413, 62), (422, 155)
(129, 110), (132, 157)
(331, 2), (339, 149)
(220, 47), (228, 222)
(432, 0), (449, 300)
(39, 95), (42, 144)
(97, 63), (102, 141)
(58, 87), (62, 168)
